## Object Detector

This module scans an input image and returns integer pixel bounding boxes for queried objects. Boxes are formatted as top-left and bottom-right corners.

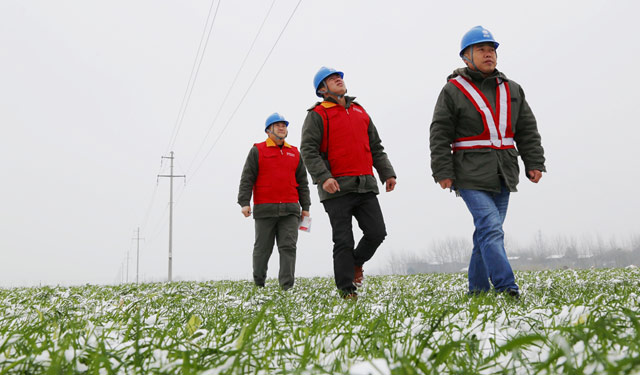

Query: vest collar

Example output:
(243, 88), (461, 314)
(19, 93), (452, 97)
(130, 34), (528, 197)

(317, 96), (358, 110)
(265, 137), (291, 148)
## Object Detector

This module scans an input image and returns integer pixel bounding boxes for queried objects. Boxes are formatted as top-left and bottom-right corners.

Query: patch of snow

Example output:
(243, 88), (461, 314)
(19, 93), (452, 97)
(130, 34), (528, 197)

(349, 359), (391, 375)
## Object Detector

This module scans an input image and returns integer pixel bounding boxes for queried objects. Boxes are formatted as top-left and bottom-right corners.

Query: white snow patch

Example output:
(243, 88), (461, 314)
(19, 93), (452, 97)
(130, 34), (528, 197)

(349, 359), (391, 375)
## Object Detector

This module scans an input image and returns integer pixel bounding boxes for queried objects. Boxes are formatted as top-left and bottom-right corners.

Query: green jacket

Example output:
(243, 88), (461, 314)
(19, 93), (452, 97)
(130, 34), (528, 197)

(237, 141), (311, 219)
(430, 68), (546, 192)
(300, 96), (396, 202)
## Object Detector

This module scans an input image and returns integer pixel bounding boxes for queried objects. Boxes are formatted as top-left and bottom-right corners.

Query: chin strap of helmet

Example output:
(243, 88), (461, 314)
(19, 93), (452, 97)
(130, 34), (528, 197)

(462, 45), (498, 74)
(462, 45), (481, 72)
(267, 128), (287, 141)
(317, 81), (346, 100)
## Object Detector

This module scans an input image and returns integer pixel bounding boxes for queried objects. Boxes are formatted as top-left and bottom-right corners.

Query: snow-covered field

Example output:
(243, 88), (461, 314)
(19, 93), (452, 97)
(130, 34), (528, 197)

(1, 268), (639, 374)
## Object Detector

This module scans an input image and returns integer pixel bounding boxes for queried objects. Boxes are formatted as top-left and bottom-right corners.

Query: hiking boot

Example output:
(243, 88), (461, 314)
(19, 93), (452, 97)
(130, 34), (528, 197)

(353, 265), (364, 288)
(343, 292), (358, 301)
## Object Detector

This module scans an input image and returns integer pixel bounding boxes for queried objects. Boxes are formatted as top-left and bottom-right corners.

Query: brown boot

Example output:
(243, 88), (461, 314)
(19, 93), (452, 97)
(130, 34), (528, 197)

(343, 292), (358, 301)
(353, 266), (364, 288)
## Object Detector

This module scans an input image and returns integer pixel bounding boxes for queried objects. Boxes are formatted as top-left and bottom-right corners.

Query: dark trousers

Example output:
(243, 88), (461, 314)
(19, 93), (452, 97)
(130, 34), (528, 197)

(253, 215), (299, 290)
(322, 192), (387, 293)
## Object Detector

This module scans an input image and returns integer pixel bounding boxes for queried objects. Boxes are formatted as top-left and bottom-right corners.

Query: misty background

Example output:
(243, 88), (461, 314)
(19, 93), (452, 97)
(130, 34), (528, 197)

(1, 0), (638, 287)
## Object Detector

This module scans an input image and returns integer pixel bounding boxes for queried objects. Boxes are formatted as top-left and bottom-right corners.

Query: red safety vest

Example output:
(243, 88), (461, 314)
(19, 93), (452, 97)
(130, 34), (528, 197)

(253, 139), (300, 205)
(312, 101), (374, 177)
(449, 75), (515, 152)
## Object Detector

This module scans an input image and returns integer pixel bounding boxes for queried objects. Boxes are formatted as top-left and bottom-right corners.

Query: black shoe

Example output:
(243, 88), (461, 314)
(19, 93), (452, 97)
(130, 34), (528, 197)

(505, 288), (520, 299)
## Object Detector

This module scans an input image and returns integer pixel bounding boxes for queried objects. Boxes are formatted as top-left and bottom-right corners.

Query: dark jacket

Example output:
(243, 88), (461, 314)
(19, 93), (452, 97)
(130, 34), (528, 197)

(430, 68), (546, 192)
(237, 139), (311, 219)
(300, 96), (396, 201)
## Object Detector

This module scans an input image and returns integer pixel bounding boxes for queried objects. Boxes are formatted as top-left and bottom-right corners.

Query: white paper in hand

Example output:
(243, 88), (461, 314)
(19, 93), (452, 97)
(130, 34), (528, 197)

(298, 216), (311, 232)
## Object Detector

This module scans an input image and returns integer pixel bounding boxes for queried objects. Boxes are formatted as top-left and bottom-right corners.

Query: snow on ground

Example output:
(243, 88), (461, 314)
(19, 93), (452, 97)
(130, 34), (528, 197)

(0, 268), (638, 374)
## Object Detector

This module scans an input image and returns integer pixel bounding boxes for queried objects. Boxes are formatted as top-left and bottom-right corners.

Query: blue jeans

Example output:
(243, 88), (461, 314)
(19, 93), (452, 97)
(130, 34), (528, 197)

(458, 184), (518, 293)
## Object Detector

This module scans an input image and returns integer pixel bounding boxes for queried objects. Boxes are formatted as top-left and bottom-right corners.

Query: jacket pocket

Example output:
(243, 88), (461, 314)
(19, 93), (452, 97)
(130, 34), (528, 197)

(457, 149), (493, 176)
(499, 148), (520, 187)
(453, 148), (498, 189)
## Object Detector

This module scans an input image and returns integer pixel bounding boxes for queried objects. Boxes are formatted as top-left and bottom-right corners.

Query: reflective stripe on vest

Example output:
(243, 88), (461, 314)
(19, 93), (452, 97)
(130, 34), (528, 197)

(450, 76), (515, 151)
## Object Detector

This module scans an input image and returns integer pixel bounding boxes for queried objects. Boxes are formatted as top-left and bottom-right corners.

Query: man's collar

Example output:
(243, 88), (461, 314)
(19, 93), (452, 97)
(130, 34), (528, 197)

(464, 67), (506, 81)
(321, 95), (356, 108)
(265, 137), (291, 148)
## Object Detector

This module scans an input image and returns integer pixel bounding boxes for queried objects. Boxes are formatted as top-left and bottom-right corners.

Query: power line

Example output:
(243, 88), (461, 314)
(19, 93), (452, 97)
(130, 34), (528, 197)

(166, 0), (222, 154)
(149, 198), (170, 242)
(139, 154), (171, 237)
(145, 165), (188, 245)
(139, 180), (160, 233)
(139, 0), (220, 242)
(188, 0), (304, 181)
(184, 0), (278, 176)
(138, 0), (302, 267)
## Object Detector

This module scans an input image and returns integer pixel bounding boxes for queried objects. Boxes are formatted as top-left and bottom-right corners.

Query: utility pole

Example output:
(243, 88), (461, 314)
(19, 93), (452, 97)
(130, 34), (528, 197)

(126, 250), (129, 283)
(157, 151), (185, 282)
(132, 227), (144, 284)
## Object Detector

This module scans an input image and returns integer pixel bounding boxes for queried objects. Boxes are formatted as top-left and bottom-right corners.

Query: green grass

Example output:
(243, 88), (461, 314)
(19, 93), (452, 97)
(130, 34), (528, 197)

(1, 268), (639, 374)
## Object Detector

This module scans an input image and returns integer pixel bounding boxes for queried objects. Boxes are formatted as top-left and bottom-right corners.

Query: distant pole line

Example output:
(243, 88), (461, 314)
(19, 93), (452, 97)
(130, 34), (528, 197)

(138, 0), (302, 282)
(133, 227), (145, 284)
(157, 152), (186, 282)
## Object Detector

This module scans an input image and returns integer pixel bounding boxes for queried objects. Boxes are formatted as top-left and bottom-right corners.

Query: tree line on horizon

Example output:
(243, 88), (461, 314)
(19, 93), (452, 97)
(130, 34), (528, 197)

(386, 231), (640, 274)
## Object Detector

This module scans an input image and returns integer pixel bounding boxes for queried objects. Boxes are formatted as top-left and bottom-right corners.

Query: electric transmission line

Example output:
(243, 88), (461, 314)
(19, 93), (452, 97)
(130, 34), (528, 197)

(188, 0), (304, 182)
(166, 0), (222, 154)
(184, 0), (278, 176)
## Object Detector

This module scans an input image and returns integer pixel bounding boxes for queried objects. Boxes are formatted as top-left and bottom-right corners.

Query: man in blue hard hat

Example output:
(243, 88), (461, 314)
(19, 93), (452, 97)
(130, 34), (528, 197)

(238, 113), (311, 290)
(430, 26), (546, 298)
(301, 67), (397, 300)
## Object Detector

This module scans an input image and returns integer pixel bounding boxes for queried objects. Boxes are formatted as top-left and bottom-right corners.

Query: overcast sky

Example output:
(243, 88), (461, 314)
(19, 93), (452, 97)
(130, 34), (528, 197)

(1, 0), (638, 287)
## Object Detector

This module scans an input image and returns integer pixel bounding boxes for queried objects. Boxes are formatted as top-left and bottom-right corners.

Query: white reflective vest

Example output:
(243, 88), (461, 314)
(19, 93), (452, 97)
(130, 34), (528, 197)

(449, 75), (515, 151)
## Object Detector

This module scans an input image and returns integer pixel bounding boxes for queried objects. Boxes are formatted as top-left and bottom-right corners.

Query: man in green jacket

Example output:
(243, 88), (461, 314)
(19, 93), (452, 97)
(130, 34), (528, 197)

(301, 67), (396, 299)
(238, 113), (311, 290)
(430, 26), (546, 298)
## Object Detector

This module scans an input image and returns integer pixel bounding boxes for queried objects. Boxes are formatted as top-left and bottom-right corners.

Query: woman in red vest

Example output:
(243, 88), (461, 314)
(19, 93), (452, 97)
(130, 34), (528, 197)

(301, 67), (397, 300)
(237, 113), (310, 290)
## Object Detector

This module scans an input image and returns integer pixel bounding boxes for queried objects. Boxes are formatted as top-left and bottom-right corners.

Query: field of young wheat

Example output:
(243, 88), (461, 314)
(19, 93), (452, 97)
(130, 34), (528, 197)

(1, 268), (639, 374)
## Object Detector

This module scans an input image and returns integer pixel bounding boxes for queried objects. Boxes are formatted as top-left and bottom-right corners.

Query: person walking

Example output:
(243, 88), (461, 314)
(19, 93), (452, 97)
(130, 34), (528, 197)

(238, 113), (311, 290)
(430, 26), (546, 298)
(301, 67), (396, 299)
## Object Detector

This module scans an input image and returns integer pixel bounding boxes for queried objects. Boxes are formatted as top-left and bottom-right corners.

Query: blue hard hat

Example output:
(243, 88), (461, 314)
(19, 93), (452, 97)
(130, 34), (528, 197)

(460, 26), (499, 56)
(264, 112), (289, 131)
(313, 66), (344, 97)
